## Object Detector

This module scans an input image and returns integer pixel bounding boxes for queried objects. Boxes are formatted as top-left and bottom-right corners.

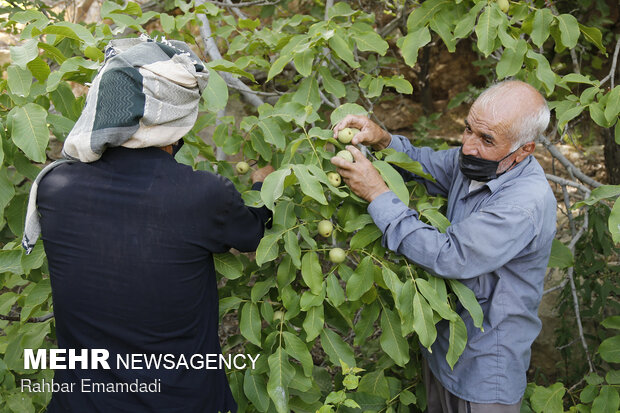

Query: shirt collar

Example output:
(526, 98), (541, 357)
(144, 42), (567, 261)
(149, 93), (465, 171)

(485, 155), (533, 193)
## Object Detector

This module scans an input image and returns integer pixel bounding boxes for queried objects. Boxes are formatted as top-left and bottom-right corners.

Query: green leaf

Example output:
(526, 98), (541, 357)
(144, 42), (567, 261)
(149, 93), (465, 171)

(610, 198), (619, 245)
(292, 165), (327, 205)
(319, 66), (346, 98)
(475, 6), (500, 57)
(328, 31), (359, 69)
(293, 49), (314, 77)
(496, 39), (527, 79)
(557, 104), (585, 131)
(454, 2), (485, 39)
(526, 50), (555, 94)
(282, 331), (313, 377)
(413, 290), (436, 349)
(206, 59), (255, 81)
(244, 370), (270, 412)
(555, 14), (580, 49)
(350, 225), (382, 250)
(352, 31), (388, 55)
(531, 383), (566, 413)
(320, 328), (356, 368)
(446, 316), (467, 369)
(383, 76), (413, 94)
(240, 302), (262, 347)
(592, 386), (620, 413)
(7, 65), (32, 97)
(400, 390), (417, 405)
(0, 169), (16, 218)
(258, 118), (286, 150)
(606, 370), (620, 385)
(256, 230), (283, 266)
(303, 304), (324, 341)
(267, 53), (293, 82)
(283, 230), (301, 268)
(358, 370), (390, 400)
(160, 12), (175, 32)
(419, 208), (451, 233)
(330, 103), (367, 125)
(547, 239), (574, 268)
(346, 256), (374, 301)
(602, 316), (620, 330)
(448, 279), (484, 330)
(354, 301), (380, 346)
(373, 160), (409, 204)
(8, 103), (49, 163)
(292, 76), (321, 111)
(599, 336), (620, 363)
(50, 82), (79, 120)
(0, 249), (23, 274)
(267, 347), (294, 413)
(42, 21), (96, 46)
(383, 150), (435, 181)
(399, 26), (431, 68)
(6, 391), (35, 413)
(203, 69), (228, 112)
(326, 273), (345, 308)
(604, 86), (620, 125)
(531, 9), (553, 48)
(579, 24), (606, 54)
(573, 184), (620, 208)
(301, 252), (323, 294)
(214, 253), (244, 279)
(416, 278), (457, 321)
(406, 0), (452, 30)
(261, 167), (291, 210)
(10, 39), (39, 68)
(379, 307), (410, 367)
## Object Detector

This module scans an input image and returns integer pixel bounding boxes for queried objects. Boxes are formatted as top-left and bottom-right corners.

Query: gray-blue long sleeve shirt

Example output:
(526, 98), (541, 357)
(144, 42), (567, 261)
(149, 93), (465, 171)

(367, 135), (557, 404)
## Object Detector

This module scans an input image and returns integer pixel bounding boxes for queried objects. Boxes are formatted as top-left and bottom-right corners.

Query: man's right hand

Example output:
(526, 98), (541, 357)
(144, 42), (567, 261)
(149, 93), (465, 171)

(333, 115), (392, 150)
(251, 165), (275, 184)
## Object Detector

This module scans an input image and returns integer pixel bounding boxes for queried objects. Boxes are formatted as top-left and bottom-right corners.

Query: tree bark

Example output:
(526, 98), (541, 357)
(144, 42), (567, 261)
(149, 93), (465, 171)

(603, 128), (620, 184)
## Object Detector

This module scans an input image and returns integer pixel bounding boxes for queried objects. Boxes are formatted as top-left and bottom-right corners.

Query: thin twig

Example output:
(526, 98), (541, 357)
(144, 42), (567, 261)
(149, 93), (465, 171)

(601, 38), (620, 88)
(543, 278), (568, 295)
(224, 0), (247, 18)
(227, 84), (281, 96)
(0, 313), (54, 323)
(202, 0), (282, 7)
(562, 185), (576, 236)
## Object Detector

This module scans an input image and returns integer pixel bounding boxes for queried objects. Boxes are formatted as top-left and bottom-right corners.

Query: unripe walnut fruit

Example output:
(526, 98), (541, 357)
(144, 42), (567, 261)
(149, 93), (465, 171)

(329, 248), (346, 264)
(336, 150), (354, 163)
(327, 172), (342, 186)
(497, 0), (509, 13)
(318, 220), (333, 237)
(236, 161), (250, 174)
(337, 127), (359, 144)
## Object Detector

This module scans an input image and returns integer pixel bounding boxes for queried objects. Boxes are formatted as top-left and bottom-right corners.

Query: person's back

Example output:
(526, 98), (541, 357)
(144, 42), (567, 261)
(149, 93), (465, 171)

(38, 147), (265, 412)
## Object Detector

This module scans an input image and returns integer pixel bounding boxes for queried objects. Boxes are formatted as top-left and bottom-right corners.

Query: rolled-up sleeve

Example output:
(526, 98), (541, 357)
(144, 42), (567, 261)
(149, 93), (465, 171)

(368, 191), (537, 279)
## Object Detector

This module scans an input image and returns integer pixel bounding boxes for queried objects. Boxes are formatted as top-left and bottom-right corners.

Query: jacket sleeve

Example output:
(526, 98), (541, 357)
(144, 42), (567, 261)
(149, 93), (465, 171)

(387, 135), (458, 197)
(368, 191), (537, 279)
(209, 176), (272, 253)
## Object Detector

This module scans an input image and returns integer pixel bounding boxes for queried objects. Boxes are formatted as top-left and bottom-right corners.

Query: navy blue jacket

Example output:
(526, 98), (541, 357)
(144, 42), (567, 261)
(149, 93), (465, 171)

(38, 147), (270, 412)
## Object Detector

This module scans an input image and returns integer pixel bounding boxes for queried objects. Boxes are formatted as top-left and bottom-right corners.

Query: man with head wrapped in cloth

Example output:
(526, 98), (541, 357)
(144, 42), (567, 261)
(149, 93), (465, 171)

(23, 37), (272, 413)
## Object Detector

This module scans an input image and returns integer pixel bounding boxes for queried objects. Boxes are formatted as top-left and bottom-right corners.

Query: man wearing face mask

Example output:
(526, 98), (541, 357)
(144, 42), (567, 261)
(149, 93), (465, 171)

(331, 80), (557, 413)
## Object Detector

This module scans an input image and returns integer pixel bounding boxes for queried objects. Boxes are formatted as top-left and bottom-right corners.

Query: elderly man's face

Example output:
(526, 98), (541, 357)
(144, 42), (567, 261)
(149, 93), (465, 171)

(462, 102), (519, 174)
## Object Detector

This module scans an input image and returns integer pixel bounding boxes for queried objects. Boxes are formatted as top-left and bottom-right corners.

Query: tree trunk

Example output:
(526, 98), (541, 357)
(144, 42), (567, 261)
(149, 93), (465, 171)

(603, 127), (620, 184)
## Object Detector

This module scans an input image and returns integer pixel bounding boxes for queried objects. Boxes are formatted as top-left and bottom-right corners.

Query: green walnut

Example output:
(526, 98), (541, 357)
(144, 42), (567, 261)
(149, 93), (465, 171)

(336, 150), (354, 163)
(318, 220), (333, 238)
(235, 161), (250, 174)
(329, 247), (346, 264)
(337, 127), (360, 144)
(327, 172), (342, 187)
(497, 0), (509, 13)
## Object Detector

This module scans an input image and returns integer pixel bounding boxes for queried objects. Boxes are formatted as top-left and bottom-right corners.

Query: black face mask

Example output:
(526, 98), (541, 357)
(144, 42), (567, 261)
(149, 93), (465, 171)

(458, 146), (520, 182)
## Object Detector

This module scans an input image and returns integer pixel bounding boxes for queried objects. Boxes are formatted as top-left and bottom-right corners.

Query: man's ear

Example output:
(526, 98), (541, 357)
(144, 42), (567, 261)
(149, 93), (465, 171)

(516, 141), (535, 162)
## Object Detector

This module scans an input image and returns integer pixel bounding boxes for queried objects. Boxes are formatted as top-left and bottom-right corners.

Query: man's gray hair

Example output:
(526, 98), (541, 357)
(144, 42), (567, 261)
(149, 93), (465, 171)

(475, 81), (550, 151)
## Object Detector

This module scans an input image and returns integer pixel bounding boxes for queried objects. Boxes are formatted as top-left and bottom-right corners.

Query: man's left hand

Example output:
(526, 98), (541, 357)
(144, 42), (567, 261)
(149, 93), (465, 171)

(330, 146), (389, 203)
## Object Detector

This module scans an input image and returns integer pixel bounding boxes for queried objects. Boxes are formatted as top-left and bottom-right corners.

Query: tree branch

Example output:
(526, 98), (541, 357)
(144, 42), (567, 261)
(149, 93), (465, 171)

(195, 0), (265, 108)
(202, 0), (283, 7)
(545, 174), (591, 196)
(0, 313), (54, 323)
(539, 135), (602, 188)
(601, 37), (620, 89)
